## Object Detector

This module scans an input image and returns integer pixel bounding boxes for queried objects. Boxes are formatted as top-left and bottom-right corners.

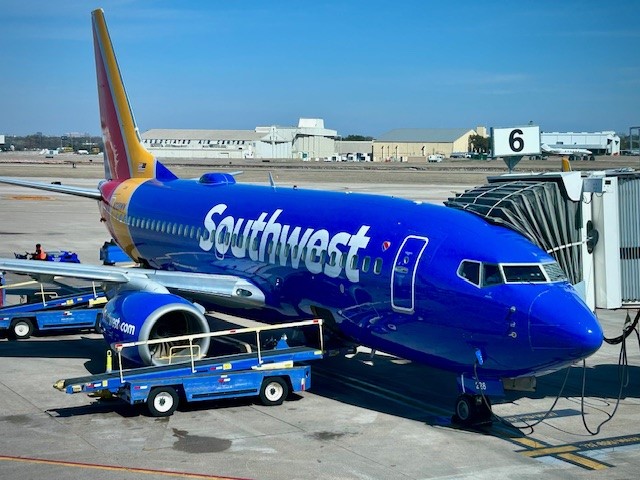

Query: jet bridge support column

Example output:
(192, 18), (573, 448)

(591, 176), (622, 309)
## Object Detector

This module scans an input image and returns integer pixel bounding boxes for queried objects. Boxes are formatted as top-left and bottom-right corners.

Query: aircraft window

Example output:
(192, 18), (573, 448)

(224, 232), (230, 244)
(161, 221), (167, 233)
(200, 229), (209, 241)
(351, 255), (358, 270)
(373, 258), (383, 274)
(267, 241), (273, 256)
(320, 251), (326, 265)
(170, 224), (176, 235)
(340, 255), (347, 269)
(482, 263), (504, 287)
(329, 251), (337, 267)
(362, 256), (371, 273)
(283, 244), (290, 261)
(458, 260), (480, 286)
(292, 245), (299, 258)
(301, 247), (307, 261)
(503, 264), (546, 283)
(543, 262), (568, 282)
(150, 220), (156, 231)
(178, 224), (184, 236)
(232, 233), (237, 246)
(251, 237), (258, 251)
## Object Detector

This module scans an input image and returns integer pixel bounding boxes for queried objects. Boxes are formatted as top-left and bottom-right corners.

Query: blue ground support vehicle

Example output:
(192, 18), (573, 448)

(14, 250), (81, 263)
(99, 239), (131, 265)
(55, 319), (324, 417)
(0, 288), (106, 340)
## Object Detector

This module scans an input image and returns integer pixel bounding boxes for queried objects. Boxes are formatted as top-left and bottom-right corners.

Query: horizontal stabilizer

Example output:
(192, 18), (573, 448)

(0, 177), (102, 200)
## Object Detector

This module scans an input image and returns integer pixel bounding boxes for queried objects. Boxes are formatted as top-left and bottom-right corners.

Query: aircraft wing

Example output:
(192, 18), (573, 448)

(0, 259), (266, 308)
(0, 177), (103, 200)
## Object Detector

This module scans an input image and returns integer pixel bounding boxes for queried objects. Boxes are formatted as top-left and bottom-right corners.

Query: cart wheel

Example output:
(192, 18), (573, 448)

(259, 377), (289, 406)
(10, 319), (34, 340)
(147, 386), (179, 417)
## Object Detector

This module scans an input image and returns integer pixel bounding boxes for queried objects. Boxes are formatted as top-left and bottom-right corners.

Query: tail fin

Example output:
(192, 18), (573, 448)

(92, 9), (176, 181)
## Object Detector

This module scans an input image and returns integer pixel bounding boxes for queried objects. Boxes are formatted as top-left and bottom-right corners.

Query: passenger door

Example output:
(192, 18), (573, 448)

(391, 236), (429, 313)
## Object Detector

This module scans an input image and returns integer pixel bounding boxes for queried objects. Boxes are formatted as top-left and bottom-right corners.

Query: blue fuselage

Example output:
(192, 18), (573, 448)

(100, 175), (603, 380)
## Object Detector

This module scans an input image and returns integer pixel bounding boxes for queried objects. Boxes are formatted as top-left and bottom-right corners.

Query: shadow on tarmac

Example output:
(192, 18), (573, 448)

(0, 336), (108, 373)
(4, 326), (639, 435)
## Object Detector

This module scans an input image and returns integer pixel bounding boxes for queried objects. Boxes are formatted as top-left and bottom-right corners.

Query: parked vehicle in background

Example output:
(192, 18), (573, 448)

(427, 154), (444, 163)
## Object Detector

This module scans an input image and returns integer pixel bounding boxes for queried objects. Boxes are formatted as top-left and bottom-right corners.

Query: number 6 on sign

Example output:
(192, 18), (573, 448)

(491, 126), (541, 157)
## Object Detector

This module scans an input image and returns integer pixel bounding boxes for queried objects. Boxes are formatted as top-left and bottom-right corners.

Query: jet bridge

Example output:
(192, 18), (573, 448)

(446, 170), (640, 310)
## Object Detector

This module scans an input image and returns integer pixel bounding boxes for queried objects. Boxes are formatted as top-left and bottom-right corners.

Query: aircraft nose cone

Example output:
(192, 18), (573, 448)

(529, 287), (603, 359)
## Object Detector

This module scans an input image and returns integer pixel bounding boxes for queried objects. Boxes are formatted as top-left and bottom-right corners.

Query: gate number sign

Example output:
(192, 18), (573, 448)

(491, 126), (541, 157)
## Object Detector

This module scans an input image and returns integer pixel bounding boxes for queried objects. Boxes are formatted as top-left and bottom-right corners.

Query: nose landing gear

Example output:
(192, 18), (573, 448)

(453, 394), (493, 426)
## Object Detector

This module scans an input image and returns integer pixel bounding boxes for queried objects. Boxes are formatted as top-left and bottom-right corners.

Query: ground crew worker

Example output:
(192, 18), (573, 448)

(32, 243), (47, 260)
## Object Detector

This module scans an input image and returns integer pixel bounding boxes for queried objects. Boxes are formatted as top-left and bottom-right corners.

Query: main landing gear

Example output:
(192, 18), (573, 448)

(453, 394), (493, 426)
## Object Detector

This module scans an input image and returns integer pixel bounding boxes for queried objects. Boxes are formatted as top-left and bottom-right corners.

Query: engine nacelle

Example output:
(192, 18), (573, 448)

(101, 291), (211, 366)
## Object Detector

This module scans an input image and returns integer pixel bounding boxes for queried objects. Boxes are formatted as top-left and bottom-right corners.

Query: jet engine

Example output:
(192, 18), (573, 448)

(101, 291), (211, 366)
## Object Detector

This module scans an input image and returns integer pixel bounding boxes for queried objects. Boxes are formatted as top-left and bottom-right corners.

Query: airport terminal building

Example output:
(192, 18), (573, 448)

(141, 118), (337, 160)
(373, 127), (486, 162)
(541, 131), (621, 156)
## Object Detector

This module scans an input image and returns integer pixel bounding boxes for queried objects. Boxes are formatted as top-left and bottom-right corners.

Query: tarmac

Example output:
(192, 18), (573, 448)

(1, 160), (640, 479)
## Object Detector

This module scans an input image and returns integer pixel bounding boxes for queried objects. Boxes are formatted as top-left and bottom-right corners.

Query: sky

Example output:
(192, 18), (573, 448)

(1, 0), (639, 138)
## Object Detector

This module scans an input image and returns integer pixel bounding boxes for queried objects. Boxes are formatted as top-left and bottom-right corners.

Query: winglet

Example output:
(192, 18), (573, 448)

(91, 9), (176, 181)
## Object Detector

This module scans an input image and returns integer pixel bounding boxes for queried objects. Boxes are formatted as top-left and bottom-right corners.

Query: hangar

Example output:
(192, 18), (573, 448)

(541, 131), (620, 156)
(373, 127), (486, 162)
(141, 118), (337, 160)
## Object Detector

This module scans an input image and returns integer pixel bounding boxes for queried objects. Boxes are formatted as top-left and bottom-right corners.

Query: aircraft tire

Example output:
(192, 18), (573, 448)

(9, 318), (34, 340)
(453, 394), (476, 425)
(259, 377), (288, 406)
(147, 386), (179, 417)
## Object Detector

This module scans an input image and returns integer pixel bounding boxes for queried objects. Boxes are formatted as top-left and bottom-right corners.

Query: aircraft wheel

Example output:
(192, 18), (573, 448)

(454, 394), (476, 425)
(259, 377), (288, 406)
(10, 319), (34, 340)
(147, 386), (179, 417)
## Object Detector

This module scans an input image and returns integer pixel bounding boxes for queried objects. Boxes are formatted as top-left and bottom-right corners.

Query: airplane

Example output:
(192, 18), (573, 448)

(541, 143), (595, 161)
(0, 9), (603, 425)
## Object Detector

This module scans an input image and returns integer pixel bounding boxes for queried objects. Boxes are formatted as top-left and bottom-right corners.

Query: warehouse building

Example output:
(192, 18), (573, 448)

(373, 127), (486, 162)
(141, 118), (337, 160)
(541, 131), (620, 156)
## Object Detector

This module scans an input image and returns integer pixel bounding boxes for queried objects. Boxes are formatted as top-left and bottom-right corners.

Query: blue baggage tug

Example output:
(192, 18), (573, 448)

(55, 319), (324, 416)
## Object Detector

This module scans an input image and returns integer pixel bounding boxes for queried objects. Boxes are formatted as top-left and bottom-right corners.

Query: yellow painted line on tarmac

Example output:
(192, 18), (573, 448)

(508, 436), (545, 449)
(557, 453), (609, 470)
(0, 455), (249, 480)
(521, 445), (578, 457)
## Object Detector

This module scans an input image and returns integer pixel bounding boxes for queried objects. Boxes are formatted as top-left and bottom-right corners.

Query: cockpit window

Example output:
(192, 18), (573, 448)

(503, 264), (546, 283)
(543, 262), (568, 282)
(458, 260), (480, 286)
(482, 263), (504, 286)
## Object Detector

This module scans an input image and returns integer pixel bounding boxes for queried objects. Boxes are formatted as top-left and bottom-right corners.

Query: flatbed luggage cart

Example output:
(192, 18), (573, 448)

(55, 319), (324, 416)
